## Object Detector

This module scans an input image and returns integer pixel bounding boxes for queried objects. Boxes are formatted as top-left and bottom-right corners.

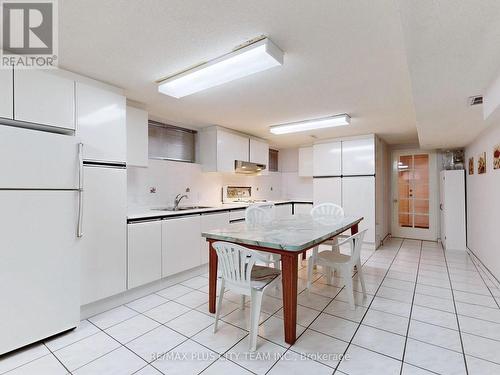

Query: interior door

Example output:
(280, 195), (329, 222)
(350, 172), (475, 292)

(392, 150), (437, 240)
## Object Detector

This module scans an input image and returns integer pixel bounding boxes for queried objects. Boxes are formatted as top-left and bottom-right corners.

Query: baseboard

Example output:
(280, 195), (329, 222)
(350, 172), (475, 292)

(80, 264), (208, 320)
(466, 247), (500, 289)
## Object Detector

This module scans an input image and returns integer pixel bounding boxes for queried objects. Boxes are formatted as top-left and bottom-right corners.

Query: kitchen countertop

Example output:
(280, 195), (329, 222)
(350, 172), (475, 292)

(127, 200), (313, 222)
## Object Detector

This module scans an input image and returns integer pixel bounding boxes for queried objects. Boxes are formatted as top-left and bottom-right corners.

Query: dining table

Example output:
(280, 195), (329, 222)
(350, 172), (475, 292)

(202, 214), (363, 345)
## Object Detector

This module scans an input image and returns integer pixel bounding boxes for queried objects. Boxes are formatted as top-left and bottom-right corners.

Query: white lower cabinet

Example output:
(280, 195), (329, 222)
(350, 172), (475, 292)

(200, 212), (230, 264)
(127, 221), (162, 289)
(294, 203), (313, 215)
(162, 215), (201, 277)
(275, 203), (292, 218)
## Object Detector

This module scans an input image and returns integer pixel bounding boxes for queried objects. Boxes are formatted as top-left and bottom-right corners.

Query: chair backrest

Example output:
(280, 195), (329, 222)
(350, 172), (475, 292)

(245, 203), (275, 225)
(213, 241), (257, 289)
(311, 203), (344, 222)
(344, 230), (367, 265)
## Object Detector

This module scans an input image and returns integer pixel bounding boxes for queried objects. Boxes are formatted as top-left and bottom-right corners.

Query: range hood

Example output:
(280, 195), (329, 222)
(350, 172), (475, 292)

(234, 160), (266, 174)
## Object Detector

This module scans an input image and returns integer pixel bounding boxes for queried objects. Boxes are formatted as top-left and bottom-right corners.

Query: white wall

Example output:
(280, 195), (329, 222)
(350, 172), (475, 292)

(465, 121), (500, 280)
(278, 147), (313, 200)
(128, 159), (282, 209)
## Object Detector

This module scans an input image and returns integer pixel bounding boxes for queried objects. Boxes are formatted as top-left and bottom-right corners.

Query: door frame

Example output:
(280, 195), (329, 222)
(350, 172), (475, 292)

(391, 149), (438, 241)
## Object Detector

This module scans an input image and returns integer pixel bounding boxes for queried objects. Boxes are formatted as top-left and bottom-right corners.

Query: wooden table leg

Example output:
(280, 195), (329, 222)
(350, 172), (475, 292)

(351, 223), (359, 235)
(208, 240), (217, 314)
(281, 252), (299, 345)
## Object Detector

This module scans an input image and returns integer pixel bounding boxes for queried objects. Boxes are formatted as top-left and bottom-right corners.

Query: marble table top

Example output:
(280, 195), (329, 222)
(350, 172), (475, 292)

(201, 214), (363, 251)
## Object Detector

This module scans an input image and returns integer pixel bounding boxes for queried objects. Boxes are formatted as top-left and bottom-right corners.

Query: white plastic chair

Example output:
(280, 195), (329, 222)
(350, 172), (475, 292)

(309, 203), (345, 277)
(212, 241), (281, 351)
(245, 204), (281, 270)
(307, 230), (367, 309)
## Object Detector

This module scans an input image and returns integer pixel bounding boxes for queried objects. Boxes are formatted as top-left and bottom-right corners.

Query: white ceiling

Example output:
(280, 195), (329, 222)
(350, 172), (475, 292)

(59, 0), (500, 149)
(398, 0), (500, 149)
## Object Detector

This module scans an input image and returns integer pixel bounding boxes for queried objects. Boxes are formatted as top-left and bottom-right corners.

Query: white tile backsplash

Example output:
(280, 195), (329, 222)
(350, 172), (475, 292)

(127, 159), (294, 209)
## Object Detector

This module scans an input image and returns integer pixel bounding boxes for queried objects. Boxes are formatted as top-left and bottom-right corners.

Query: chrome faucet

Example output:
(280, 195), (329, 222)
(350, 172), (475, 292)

(173, 194), (188, 211)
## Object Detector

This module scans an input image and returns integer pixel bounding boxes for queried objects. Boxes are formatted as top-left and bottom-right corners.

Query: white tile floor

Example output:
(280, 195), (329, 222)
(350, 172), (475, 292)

(2, 238), (500, 374)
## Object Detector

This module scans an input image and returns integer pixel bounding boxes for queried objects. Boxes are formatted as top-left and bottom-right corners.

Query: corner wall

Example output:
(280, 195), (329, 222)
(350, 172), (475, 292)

(465, 122), (500, 280)
(278, 148), (313, 201)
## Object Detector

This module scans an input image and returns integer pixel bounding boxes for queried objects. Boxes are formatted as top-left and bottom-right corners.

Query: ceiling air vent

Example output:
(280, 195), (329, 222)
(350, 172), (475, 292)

(469, 95), (483, 106)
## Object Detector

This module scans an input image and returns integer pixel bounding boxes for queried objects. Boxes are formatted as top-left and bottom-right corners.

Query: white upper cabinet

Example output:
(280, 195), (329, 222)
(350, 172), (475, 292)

(0, 68), (13, 120)
(342, 137), (375, 175)
(249, 138), (269, 165)
(313, 141), (341, 176)
(126, 106), (148, 167)
(217, 130), (249, 172)
(199, 126), (271, 173)
(76, 82), (126, 163)
(14, 70), (75, 131)
(298, 146), (313, 177)
(199, 126), (251, 172)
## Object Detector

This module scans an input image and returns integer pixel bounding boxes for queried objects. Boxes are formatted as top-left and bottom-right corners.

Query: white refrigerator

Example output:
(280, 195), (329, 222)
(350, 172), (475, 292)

(0, 126), (82, 355)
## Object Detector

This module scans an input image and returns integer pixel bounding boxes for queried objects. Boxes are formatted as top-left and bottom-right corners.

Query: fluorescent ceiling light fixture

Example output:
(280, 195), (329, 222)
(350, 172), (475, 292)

(158, 37), (283, 98)
(269, 114), (351, 135)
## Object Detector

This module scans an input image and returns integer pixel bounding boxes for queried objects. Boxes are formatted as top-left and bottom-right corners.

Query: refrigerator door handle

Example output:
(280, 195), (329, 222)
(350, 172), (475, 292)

(77, 143), (84, 237)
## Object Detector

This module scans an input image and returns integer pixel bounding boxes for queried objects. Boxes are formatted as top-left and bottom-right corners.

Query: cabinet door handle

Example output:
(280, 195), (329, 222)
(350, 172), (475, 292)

(77, 143), (84, 238)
